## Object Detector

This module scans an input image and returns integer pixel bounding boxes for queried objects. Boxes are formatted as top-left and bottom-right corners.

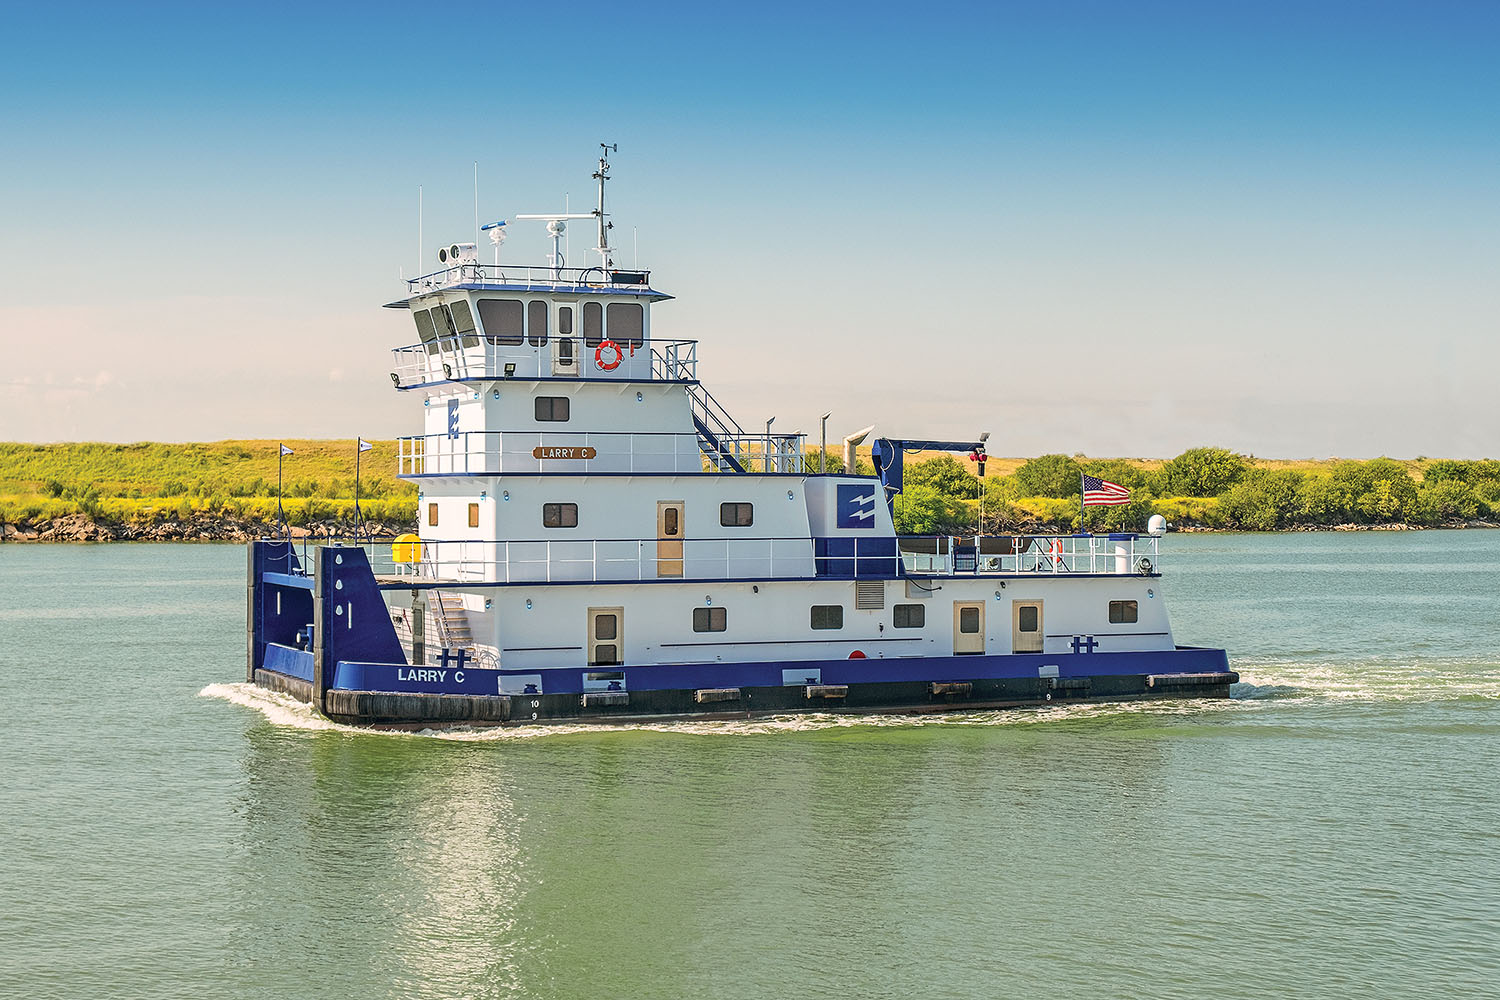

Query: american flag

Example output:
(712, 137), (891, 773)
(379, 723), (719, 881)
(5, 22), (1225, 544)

(1082, 474), (1131, 506)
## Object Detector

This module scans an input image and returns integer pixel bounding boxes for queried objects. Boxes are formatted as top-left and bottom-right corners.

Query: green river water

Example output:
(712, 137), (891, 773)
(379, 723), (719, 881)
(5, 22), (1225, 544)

(2, 533), (1498, 999)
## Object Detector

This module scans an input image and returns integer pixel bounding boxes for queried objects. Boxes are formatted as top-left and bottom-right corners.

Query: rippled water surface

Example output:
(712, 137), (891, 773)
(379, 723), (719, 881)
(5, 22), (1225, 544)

(3, 535), (1499, 999)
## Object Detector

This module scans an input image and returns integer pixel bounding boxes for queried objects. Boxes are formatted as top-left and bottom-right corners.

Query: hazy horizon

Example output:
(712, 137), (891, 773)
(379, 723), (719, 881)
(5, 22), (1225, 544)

(3, 2), (1496, 458)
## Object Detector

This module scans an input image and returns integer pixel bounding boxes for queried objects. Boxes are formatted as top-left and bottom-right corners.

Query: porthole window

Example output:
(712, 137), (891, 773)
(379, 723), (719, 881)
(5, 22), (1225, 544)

(693, 607), (727, 632)
(810, 605), (844, 630)
(528, 300), (549, 346)
(477, 298), (524, 345)
(1109, 600), (1139, 624)
(542, 502), (578, 528)
(893, 604), (925, 628)
(535, 396), (571, 421)
(606, 302), (644, 348)
(719, 502), (753, 527)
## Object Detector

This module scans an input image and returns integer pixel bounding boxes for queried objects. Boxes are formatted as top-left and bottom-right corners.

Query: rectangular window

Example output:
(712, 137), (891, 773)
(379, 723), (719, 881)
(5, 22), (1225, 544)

(468, 503), (479, 528)
(559, 305), (574, 335)
(543, 502), (578, 528)
(595, 613), (617, 640)
(449, 299), (479, 347)
(606, 302), (644, 348)
(1018, 605), (1039, 632)
(719, 502), (753, 527)
(431, 302), (456, 337)
(893, 604), (925, 628)
(583, 301), (604, 347)
(1109, 600), (1139, 624)
(413, 308), (438, 354)
(535, 396), (571, 421)
(959, 607), (981, 633)
(477, 298), (524, 345)
(693, 607), (727, 632)
(528, 300), (549, 346)
(810, 605), (844, 630)
(593, 644), (619, 665)
(427, 502), (438, 527)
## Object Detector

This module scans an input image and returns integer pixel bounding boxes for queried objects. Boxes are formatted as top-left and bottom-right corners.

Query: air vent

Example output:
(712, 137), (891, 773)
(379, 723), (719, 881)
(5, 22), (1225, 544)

(855, 580), (884, 610)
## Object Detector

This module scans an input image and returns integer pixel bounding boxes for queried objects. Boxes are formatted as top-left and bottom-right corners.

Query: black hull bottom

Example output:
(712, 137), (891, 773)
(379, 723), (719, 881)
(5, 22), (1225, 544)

(252, 668), (1238, 730)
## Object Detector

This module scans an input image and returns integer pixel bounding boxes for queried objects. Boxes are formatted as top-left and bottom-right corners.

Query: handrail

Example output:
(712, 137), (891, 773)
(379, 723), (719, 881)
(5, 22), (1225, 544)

(405, 262), (654, 294)
(390, 335), (698, 386)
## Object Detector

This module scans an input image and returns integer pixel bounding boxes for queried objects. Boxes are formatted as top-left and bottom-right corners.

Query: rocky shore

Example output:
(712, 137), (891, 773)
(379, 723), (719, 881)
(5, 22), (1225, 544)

(1, 513), (415, 543)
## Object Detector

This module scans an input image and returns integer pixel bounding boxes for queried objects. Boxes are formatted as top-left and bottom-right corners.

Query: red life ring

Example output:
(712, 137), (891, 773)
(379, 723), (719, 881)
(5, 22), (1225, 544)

(595, 339), (623, 371)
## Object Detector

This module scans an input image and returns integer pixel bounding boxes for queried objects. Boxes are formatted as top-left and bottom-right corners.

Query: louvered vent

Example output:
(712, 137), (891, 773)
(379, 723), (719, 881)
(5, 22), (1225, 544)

(855, 580), (885, 610)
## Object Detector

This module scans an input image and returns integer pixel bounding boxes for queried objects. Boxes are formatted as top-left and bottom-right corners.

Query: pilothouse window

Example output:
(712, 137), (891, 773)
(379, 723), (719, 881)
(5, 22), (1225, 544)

(413, 309), (438, 354)
(583, 301), (604, 347)
(528, 301), (549, 346)
(606, 302), (644, 348)
(478, 299), (524, 346)
(450, 299), (479, 346)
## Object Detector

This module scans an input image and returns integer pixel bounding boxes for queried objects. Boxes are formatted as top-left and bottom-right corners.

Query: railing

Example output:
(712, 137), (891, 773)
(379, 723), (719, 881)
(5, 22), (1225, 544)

(390, 335), (697, 387)
(380, 536), (823, 583)
(405, 263), (653, 295)
(900, 533), (1161, 576)
(398, 430), (707, 475)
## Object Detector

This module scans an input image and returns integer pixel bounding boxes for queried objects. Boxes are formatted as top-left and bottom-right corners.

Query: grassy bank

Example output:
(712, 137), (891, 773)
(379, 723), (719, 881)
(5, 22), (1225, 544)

(2, 441), (1497, 538)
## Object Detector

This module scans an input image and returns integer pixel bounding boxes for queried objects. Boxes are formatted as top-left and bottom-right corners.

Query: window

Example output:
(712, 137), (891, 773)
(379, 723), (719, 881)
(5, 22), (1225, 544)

(1018, 605), (1039, 632)
(693, 607), (727, 632)
(477, 298), (524, 345)
(959, 607), (981, 633)
(663, 507), (679, 536)
(543, 502), (578, 528)
(450, 299), (479, 346)
(1109, 600), (1139, 624)
(413, 308), (438, 353)
(606, 302), (644, 348)
(528, 300), (549, 346)
(468, 503), (479, 528)
(583, 301), (603, 347)
(535, 396), (571, 422)
(427, 502), (438, 527)
(893, 604), (925, 628)
(811, 605), (844, 630)
(431, 302), (456, 337)
(559, 305), (574, 335)
(595, 613), (617, 640)
(719, 502), (753, 527)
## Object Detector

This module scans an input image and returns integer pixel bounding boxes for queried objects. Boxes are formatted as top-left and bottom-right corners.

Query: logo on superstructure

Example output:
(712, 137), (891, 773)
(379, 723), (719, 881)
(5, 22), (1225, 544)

(836, 485), (878, 528)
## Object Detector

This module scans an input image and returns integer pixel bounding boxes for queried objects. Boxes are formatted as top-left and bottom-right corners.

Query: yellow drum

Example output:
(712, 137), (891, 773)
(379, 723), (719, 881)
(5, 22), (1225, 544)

(392, 533), (422, 564)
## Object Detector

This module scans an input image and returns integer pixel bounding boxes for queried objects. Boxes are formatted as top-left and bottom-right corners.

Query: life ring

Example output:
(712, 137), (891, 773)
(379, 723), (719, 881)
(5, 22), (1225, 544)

(594, 339), (623, 371)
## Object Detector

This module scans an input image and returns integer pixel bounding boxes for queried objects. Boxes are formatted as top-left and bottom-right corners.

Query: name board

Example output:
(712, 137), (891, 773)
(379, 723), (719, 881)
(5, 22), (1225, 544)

(532, 446), (597, 461)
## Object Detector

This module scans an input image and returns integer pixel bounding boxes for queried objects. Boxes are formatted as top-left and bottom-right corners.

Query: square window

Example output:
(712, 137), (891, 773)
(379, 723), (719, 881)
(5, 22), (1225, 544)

(478, 298), (524, 345)
(593, 644), (618, 665)
(427, 502), (438, 527)
(535, 396), (570, 421)
(468, 503), (479, 528)
(693, 607), (727, 632)
(543, 503), (578, 528)
(893, 604), (925, 628)
(719, 502), (753, 527)
(810, 605), (843, 630)
(1109, 600), (1139, 624)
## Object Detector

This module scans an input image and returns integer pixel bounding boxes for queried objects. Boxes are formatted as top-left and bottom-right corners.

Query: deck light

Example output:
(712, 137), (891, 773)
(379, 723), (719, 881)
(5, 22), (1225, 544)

(526, 598), (532, 610)
(443, 363), (454, 379)
(504, 363), (516, 377)
(390, 373), (400, 387)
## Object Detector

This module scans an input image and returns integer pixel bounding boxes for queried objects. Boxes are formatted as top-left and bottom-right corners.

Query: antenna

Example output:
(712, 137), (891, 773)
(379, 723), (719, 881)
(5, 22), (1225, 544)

(481, 219), (508, 265)
(417, 184), (423, 275)
(473, 161), (479, 252)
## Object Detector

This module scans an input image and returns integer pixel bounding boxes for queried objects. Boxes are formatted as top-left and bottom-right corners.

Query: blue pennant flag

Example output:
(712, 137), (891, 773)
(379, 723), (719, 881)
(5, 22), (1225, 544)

(279, 444), (294, 457)
(358, 438), (374, 453)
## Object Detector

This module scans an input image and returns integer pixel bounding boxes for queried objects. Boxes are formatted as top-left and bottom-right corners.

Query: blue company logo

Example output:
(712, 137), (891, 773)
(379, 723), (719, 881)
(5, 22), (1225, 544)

(447, 399), (460, 440)
(836, 484), (878, 528)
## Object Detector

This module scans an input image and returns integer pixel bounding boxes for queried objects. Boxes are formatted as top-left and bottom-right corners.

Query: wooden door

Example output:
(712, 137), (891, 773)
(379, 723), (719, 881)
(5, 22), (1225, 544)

(1012, 600), (1043, 653)
(953, 601), (985, 655)
(656, 501), (684, 577)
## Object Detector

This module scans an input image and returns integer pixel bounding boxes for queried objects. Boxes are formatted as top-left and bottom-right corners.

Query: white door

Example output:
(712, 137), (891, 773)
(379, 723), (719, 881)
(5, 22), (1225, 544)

(552, 302), (579, 376)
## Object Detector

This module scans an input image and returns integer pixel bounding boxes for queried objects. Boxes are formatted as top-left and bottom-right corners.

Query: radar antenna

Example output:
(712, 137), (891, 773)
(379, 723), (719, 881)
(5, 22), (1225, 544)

(593, 142), (618, 268)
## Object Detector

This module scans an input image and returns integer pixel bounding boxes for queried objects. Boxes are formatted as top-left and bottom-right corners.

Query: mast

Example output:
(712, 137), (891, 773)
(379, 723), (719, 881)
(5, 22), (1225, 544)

(593, 142), (617, 268)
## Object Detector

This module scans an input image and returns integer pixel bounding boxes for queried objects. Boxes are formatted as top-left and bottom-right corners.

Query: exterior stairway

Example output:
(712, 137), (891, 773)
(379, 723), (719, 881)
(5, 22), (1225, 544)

(431, 591), (475, 659)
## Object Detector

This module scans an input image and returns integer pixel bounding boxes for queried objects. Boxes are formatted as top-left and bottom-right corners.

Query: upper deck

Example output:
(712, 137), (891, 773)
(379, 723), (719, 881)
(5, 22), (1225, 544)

(387, 263), (672, 306)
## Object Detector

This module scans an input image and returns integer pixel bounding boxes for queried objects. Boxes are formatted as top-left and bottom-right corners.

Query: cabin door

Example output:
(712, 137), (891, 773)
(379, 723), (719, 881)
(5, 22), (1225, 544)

(656, 501), (684, 577)
(587, 607), (623, 666)
(552, 302), (579, 376)
(1012, 600), (1043, 653)
(953, 602), (985, 655)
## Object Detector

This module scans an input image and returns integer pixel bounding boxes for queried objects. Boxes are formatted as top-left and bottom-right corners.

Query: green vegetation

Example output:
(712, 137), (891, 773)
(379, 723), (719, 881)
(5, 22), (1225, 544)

(0, 441), (416, 528)
(3, 441), (1497, 537)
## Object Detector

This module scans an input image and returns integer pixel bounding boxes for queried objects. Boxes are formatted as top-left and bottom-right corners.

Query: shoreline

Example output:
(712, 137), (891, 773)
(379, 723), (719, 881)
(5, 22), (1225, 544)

(3, 512), (1495, 544)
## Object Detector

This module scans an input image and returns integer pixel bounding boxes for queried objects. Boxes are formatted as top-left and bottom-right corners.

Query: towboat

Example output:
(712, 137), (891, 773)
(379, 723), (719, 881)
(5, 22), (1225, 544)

(245, 150), (1234, 727)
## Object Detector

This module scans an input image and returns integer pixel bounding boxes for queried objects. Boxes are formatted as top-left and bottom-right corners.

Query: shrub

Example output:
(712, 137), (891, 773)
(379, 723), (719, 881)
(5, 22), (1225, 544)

(1218, 470), (1305, 530)
(1154, 447), (1247, 498)
(1012, 454), (1083, 498)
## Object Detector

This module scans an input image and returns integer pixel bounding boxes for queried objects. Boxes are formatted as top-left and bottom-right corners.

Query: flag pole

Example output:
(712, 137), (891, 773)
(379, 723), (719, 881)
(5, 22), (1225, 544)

(355, 438), (362, 543)
(1079, 471), (1085, 536)
(278, 445), (286, 537)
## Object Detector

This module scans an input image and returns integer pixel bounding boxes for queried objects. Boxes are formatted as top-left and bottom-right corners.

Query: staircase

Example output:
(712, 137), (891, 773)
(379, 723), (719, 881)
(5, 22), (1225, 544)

(687, 383), (750, 473)
(431, 591), (475, 658)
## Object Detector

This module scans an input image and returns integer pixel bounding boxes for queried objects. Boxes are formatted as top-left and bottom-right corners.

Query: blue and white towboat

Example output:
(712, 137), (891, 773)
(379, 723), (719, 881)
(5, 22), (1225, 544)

(246, 152), (1234, 727)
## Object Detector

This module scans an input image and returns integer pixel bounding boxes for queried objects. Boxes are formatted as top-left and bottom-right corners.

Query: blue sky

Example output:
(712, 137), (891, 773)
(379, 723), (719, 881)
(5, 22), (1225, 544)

(2, 1), (1496, 457)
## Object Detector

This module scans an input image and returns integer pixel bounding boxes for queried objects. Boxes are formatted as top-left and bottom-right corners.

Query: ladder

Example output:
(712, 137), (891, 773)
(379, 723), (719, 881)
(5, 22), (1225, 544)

(430, 591), (475, 659)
